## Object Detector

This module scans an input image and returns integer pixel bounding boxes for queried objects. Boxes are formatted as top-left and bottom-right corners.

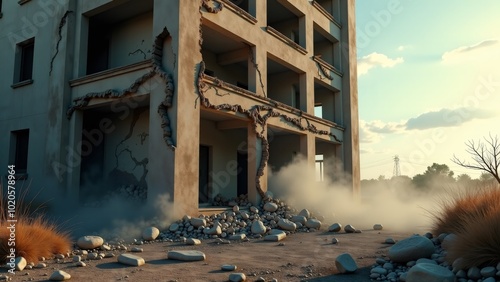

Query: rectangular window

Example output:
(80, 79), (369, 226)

(0, 0), (3, 17)
(11, 129), (30, 173)
(14, 38), (35, 84)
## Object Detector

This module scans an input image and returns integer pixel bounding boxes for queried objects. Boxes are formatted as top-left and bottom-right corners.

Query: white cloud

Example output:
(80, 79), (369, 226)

(442, 39), (499, 63)
(359, 119), (405, 144)
(397, 45), (412, 51)
(405, 107), (495, 130)
(358, 52), (404, 75)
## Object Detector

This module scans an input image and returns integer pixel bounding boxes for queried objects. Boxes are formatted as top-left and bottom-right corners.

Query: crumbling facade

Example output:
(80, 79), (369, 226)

(0, 0), (359, 216)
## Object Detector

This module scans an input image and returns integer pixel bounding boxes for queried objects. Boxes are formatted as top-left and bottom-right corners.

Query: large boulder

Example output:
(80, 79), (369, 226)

(251, 220), (266, 234)
(278, 218), (296, 231)
(406, 263), (455, 282)
(335, 253), (358, 273)
(142, 227), (160, 241)
(388, 236), (435, 263)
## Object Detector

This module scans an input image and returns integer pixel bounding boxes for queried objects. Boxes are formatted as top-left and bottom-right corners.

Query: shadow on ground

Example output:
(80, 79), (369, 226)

(305, 267), (371, 282)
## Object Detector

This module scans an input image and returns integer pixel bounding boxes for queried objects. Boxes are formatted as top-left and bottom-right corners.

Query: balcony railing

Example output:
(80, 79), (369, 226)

(220, 0), (257, 24)
(311, 0), (342, 28)
(266, 26), (307, 55)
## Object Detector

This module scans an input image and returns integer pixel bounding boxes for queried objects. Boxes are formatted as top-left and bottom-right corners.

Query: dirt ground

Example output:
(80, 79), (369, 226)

(2, 229), (414, 282)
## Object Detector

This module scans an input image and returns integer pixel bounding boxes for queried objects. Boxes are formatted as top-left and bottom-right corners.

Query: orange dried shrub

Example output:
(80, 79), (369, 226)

(430, 185), (500, 268)
(0, 217), (71, 264)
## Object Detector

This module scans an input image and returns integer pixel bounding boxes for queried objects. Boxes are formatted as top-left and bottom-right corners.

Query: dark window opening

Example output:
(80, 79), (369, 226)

(11, 129), (29, 173)
(204, 69), (215, 77)
(236, 81), (248, 90)
(86, 23), (110, 75)
(199, 145), (211, 204)
(237, 151), (248, 197)
(14, 39), (35, 83)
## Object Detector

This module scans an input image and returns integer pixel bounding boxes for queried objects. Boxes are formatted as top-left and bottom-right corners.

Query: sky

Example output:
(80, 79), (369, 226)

(355, 0), (500, 180)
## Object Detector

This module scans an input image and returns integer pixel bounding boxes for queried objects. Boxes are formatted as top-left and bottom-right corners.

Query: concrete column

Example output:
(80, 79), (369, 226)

(248, 46), (267, 97)
(66, 110), (83, 206)
(300, 134), (315, 168)
(340, 0), (360, 198)
(300, 72), (315, 114)
(247, 123), (267, 204)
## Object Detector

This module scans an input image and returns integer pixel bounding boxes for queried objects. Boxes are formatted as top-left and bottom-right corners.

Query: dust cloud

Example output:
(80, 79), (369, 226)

(268, 156), (440, 233)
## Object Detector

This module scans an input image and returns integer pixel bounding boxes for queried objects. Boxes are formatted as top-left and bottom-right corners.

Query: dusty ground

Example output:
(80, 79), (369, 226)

(2, 229), (414, 282)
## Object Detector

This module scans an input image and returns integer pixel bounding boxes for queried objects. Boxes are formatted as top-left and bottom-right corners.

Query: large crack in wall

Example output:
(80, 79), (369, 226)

(49, 10), (73, 76)
(198, 0), (342, 199)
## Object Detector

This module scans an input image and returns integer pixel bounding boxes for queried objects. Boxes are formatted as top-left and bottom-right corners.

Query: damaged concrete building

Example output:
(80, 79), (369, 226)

(0, 0), (359, 216)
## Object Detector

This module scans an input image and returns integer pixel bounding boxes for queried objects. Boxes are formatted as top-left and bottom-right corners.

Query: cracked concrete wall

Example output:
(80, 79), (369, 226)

(108, 11), (153, 69)
(103, 108), (149, 187)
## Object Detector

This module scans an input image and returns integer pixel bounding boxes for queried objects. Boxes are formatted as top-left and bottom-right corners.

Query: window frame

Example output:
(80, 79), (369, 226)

(12, 38), (35, 87)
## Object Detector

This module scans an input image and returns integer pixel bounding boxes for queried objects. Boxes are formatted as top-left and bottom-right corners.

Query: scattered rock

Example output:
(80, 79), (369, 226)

(480, 266), (496, 277)
(186, 238), (201, 245)
(228, 234), (247, 240)
(35, 263), (47, 268)
(14, 257), (27, 271)
(335, 253), (358, 273)
(305, 218), (321, 229)
(204, 225), (222, 235)
(190, 218), (206, 228)
(169, 223), (179, 232)
(385, 238), (396, 244)
(233, 205), (240, 212)
(72, 256), (81, 263)
(75, 261), (86, 267)
(406, 263), (455, 282)
(332, 238), (339, 244)
(49, 270), (71, 281)
(298, 209), (310, 218)
(76, 236), (104, 249)
(167, 250), (206, 261)
(131, 247), (144, 252)
(291, 215), (306, 225)
(264, 202), (278, 212)
(373, 224), (383, 230)
(221, 264), (237, 271)
(440, 233), (457, 250)
(328, 223), (342, 232)
(142, 226), (160, 241)
(264, 233), (286, 242)
(467, 266), (481, 280)
(278, 219), (296, 231)
(344, 225), (356, 233)
(251, 220), (266, 234)
(117, 254), (145, 266)
(229, 273), (246, 281)
(388, 236), (435, 263)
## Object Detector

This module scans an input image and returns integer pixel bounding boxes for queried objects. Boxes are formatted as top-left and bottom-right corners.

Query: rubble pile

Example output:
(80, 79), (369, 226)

(159, 196), (325, 242)
(370, 232), (500, 282)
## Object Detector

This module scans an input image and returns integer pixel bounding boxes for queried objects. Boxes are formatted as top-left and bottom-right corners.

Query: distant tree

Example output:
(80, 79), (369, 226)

(451, 134), (500, 184)
(412, 163), (455, 188)
(456, 173), (472, 183)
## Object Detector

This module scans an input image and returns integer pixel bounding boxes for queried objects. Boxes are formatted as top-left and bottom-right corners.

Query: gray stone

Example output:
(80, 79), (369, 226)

(240, 211), (250, 220)
(385, 237), (396, 244)
(229, 234), (247, 240)
(291, 215), (306, 225)
(233, 205), (240, 212)
(186, 238), (201, 245)
(49, 270), (71, 281)
(373, 224), (383, 230)
(305, 218), (321, 229)
(467, 266), (481, 280)
(344, 224), (356, 233)
(371, 267), (387, 275)
(406, 263), (455, 282)
(250, 206), (259, 213)
(328, 223), (342, 232)
(251, 220), (266, 234)
(483, 277), (496, 282)
(440, 233), (457, 250)
(221, 264), (237, 271)
(264, 233), (286, 242)
(277, 218), (296, 231)
(169, 223), (179, 232)
(388, 236), (435, 263)
(332, 237), (339, 244)
(298, 209), (310, 218)
(335, 253), (357, 273)
(131, 247), (143, 252)
(167, 250), (206, 261)
(452, 257), (465, 272)
(480, 266), (496, 277)
(117, 254), (145, 266)
(87, 253), (99, 260)
(142, 226), (160, 241)
(35, 263), (47, 268)
(264, 202), (278, 212)
(191, 218), (206, 228)
(72, 255), (81, 263)
(204, 225), (222, 235)
(416, 258), (437, 265)
(269, 229), (286, 235)
(229, 273), (246, 281)
(75, 261), (86, 267)
(76, 236), (104, 249)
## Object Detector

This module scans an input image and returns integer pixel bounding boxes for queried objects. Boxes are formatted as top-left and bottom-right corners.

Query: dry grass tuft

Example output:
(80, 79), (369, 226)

(0, 182), (71, 264)
(447, 210), (500, 269)
(430, 184), (500, 268)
